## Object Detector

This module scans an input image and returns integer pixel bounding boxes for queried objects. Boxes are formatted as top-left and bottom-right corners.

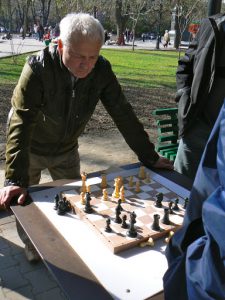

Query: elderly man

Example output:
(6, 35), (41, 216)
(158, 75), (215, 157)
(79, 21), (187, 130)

(0, 13), (172, 261)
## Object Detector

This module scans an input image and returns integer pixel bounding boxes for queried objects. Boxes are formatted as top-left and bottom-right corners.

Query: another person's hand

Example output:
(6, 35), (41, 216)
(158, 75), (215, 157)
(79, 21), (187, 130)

(152, 156), (174, 170)
(0, 186), (27, 209)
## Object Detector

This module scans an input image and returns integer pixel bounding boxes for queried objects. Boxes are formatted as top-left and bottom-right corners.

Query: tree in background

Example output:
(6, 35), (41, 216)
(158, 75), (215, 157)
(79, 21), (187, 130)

(172, 0), (207, 49)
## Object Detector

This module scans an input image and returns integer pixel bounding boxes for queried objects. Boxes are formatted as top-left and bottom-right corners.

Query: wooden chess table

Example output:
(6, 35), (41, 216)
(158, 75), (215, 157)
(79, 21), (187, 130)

(10, 163), (192, 300)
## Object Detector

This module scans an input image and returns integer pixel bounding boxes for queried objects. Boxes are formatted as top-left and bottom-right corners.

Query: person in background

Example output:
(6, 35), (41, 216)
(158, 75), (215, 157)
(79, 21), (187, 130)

(174, 13), (225, 180)
(163, 30), (170, 47)
(0, 13), (173, 262)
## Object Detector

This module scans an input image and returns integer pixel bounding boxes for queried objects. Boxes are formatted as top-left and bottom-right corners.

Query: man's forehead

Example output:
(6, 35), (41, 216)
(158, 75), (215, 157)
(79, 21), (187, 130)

(64, 40), (101, 54)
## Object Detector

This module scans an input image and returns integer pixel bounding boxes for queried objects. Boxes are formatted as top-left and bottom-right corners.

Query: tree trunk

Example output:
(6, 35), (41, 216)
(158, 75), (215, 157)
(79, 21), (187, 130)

(115, 0), (129, 46)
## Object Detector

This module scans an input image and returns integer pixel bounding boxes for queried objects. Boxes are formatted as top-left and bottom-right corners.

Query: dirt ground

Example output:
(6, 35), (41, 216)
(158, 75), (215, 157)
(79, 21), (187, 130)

(0, 83), (176, 180)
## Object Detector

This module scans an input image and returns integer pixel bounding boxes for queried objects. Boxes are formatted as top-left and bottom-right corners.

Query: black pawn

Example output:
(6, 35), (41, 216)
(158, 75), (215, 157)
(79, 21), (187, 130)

(84, 192), (93, 214)
(183, 197), (189, 209)
(168, 201), (174, 214)
(155, 192), (163, 208)
(54, 194), (60, 210)
(162, 208), (171, 225)
(115, 205), (122, 223)
(105, 218), (112, 232)
(173, 198), (180, 211)
(127, 211), (137, 238)
(151, 214), (161, 231)
(121, 214), (128, 229)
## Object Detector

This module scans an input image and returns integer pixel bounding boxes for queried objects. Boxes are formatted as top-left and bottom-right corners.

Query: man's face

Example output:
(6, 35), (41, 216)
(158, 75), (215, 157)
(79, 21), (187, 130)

(59, 38), (102, 78)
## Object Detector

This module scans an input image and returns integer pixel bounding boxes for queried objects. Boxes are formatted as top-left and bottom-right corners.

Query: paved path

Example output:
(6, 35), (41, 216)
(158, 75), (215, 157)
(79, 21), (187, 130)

(0, 35), (174, 58)
(0, 37), (158, 300)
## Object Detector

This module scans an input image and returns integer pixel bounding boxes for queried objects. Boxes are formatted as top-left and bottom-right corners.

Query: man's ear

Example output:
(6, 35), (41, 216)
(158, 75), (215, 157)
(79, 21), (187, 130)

(58, 38), (63, 55)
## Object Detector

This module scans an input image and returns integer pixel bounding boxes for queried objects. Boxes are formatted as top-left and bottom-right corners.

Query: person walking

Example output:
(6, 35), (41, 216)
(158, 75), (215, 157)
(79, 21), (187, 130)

(163, 30), (170, 48)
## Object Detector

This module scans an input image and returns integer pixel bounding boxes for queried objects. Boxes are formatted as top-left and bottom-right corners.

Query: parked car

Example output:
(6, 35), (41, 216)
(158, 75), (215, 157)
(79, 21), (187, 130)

(149, 33), (156, 40)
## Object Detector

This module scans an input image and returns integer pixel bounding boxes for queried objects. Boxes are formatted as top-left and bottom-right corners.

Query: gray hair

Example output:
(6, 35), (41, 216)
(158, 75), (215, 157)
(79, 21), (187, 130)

(59, 13), (104, 46)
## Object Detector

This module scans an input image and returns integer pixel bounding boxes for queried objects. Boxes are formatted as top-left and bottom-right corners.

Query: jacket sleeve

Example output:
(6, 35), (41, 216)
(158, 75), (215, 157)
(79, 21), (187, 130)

(5, 61), (43, 187)
(175, 40), (197, 102)
(99, 59), (159, 167)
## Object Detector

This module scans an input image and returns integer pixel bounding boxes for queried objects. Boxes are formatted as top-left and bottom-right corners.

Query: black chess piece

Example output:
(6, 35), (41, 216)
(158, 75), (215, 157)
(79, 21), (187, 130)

(62, 196), (71, 212)
(84, 192), (93, 214)
(168, 201), (174, 214)
(117, 199), (123, 211)
(151, 214), (161, 231)
(183, 197), (189, 209)
(155, 192), (163, 208)
(162, 208), (171, 225)
(115, 205), (122, 223)
(54, 194), (60, 210)
(173, 198), (180, 211)
(57, 198), (68, 215)
(105, 218), (112, 232)
(127, 211), (137, 238)
(121, 214), (128, 229)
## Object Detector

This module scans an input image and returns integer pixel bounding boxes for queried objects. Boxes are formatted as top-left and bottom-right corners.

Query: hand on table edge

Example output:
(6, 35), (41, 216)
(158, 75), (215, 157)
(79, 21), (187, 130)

(152, 156), (174, 170)
(0, 186), (27, 210)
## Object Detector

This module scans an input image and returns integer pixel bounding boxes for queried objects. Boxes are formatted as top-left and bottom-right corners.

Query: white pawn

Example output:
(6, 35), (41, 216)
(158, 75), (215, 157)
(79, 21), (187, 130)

(102, 189), (108, 201)
(119, 186), (125, 202)
(144, 173), (151, 184)
(128, 176), (134, 187)
(100, 173), (107, 189)
(138, 166), (146, 180)
(135, 180), (141, 193)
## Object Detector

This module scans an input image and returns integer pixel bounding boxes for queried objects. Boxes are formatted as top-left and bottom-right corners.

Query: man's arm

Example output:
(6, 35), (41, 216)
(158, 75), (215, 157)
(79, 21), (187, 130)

(5, 61), (42, 187)
(98, 59), (173, 169)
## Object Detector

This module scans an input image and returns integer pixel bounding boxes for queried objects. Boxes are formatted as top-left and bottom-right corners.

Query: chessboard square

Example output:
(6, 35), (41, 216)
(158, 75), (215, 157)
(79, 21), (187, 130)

(108, 187), (114, 194)
(140, 185), (154, 192)
(137, 214), (152, 224)
(124, 190), (134, 197)
(75, 202), (84, 209)
(137, 192), (150, 200)
(155, 187), (171, 194)
(64, 189), (76, 196)
(87, 213), (103, 222)
(108, 181), (115, 187)
(90, 185), (100, 192)
(131, 176), (139, 182)
(96, 203), (111, 210)
(134, 209), (147, 218)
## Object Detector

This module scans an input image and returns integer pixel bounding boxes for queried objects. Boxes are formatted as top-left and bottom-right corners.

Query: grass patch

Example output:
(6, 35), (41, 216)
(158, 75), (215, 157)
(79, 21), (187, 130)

(0, 54), (28, 84)
(101, 49), (178, 89)
(0, 49), (179, 89)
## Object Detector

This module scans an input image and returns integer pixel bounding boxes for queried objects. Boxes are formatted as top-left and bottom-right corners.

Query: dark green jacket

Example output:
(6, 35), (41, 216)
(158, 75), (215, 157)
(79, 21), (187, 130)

(5, 46), (159, 187)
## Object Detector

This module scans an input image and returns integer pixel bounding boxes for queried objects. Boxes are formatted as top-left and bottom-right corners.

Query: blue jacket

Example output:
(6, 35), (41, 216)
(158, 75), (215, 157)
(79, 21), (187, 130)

(163, 99), (225, 299)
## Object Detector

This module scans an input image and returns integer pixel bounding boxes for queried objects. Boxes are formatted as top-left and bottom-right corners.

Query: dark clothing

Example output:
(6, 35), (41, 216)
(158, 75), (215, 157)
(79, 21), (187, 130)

(5, 46), (159, 187)
(176, 13), (225, 138)
(163, 100), (225, 299)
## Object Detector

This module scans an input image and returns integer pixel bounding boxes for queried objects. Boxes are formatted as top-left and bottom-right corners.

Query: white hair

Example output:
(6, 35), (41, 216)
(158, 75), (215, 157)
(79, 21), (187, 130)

(59, 13), (104, 46)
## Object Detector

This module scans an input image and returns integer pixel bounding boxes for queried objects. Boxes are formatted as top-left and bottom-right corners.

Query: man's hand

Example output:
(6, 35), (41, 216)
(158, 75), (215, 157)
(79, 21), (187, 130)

(0, 186), (27, 209)
(152, 156), (174, 170)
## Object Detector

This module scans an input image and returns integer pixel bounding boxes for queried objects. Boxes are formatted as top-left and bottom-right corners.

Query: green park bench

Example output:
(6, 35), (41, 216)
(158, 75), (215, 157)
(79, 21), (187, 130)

(152, 107), (179, 161)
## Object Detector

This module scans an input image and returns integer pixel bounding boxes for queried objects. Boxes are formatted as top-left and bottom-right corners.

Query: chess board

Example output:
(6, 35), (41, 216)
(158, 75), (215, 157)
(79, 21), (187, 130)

(63, 169), (186, 254)
(31, 164), (190, 300)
